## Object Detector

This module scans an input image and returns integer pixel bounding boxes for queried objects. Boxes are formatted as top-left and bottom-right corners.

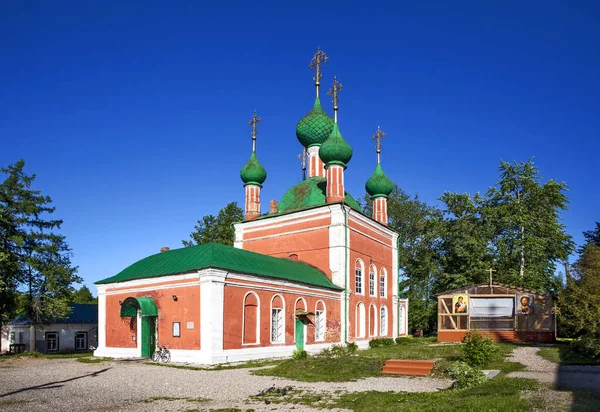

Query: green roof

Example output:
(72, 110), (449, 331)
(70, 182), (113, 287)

(278, 176), (363, 214)
(296, 97), (335, 148)
(96, 242), (342, 290)
(240, 152), (267, 186)
(365, 163), (394, 197)
(319, 123), (353, 167)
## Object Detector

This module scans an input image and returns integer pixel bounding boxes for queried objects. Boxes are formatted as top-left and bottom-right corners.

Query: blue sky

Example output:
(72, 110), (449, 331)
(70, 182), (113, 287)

(2, 1), (599, 291)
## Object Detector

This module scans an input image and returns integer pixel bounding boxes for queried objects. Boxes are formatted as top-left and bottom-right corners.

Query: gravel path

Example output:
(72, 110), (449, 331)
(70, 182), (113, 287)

(0, 358), (452, 412)
(506, 346), (600, 389)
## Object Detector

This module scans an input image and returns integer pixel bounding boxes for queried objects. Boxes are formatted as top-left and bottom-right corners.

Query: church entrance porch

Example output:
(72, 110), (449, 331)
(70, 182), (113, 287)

(120, 297), (158, 358)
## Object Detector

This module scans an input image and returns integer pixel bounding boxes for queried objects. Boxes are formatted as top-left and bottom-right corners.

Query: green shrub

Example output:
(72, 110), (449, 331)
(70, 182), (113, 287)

(460, 331), (498, 367)
(446, 361), (487, 389)
(570, 333), (600, 361)
(292, 349), (308, 360)
(318, 348), (332, 357)
(395, 335), (414, 345)
(368, 338), (395, 348)
(346, 341), (358, 354)
(330, 344), (346, 357)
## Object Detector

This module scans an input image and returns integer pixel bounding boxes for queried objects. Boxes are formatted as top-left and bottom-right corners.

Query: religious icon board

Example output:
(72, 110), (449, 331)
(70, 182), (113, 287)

(517, 295), (535, 315)
(452, 294), (468, 314)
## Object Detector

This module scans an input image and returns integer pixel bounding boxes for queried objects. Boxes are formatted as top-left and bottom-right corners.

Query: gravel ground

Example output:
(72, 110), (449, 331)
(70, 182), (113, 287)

(506, 346), (600, 389)
(0, 358), (452, 412)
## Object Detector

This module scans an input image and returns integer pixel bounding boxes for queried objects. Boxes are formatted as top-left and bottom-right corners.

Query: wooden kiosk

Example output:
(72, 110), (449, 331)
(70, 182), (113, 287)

(437, 282), (555, 343)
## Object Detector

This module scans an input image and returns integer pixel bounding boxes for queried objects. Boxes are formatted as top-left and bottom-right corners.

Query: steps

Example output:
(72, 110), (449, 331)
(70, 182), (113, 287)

(381, 359), (436, 376)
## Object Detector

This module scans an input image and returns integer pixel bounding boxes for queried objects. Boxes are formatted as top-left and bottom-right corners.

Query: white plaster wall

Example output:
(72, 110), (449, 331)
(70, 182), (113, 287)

(2, 323), (97, 353)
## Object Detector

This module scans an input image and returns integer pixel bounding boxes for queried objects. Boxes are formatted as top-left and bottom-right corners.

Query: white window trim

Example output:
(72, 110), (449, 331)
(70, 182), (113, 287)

(380, 305), (388, 336)
(380, 268), (387, 298)
(355, 259), (365, 295)
(315, 300), (326, 342)
(46, 332), (58, 352)
(75, 332), (87, 350)
(369, 265), (377, 297)
(242, 291), (261, 346)
(369, 304), (378, 337)
(270, 294), (286, 344)
(356, 302), (366, 338)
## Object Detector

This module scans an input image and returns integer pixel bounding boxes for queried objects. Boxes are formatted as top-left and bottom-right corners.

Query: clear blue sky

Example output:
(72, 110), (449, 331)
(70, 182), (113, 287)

(2, 1), (599, 292)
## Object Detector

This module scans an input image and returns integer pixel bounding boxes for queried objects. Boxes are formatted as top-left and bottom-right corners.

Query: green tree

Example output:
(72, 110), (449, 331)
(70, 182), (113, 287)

(437, 192), (493, 292)
(579, 222), (600, 253)
(71, 285), (97, 304)
(559, 245), (600, 337)
(484, 159), (574, 292)
(0, 160), (80, 351)
(183, 202), (244, 247)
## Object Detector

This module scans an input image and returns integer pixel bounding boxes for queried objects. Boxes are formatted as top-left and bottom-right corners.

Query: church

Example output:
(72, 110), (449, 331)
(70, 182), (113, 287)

(93, 49), (408, 364)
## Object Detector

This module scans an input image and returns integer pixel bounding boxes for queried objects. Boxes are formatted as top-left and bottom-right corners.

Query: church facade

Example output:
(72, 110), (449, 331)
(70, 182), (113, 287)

(94, 49), (408, 364)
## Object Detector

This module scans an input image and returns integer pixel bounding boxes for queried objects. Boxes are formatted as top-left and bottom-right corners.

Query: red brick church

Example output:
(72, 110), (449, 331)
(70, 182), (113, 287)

(94, 49), (408, 364)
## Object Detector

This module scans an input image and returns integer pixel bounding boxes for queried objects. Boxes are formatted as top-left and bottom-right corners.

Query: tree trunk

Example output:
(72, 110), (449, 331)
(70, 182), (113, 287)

(520, 224), (525, 278)
(29, 324), (36, 353)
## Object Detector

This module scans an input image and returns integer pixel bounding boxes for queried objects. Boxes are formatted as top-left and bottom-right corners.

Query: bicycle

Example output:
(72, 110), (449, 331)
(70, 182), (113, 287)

(151, 345), (171, 363)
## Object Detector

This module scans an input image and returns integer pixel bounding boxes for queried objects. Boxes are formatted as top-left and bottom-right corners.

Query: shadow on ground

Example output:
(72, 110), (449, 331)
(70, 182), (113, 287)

(0, 368), (111, 398)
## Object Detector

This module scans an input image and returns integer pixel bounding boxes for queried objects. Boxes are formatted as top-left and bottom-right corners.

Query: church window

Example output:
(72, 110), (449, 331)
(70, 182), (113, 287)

(243, 292), (260, 345)
(379, 268), (387, 298)
(355, 259), (364, 294)
(369, 304), (377, 336)
(356, 302), (366, 338)
(270, 295), (285, 343)
(380, 306), (388, 336)
(315, 301), (326, 341)
(369, 265), (376, 297)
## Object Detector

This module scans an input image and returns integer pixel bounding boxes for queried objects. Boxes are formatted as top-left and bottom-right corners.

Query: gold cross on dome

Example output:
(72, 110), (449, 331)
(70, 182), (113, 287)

(309, 47), (329, 85)
(372, 126), (386, 164)
(327, 75), (343, 110)
(248, 109), (261, 151)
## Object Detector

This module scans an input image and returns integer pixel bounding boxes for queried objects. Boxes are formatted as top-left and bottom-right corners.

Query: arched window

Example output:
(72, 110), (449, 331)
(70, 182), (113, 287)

(355, 259), (364, 295)
(270, 295), (285, 343)
(315, 301), (326, 341)
(242, 292), (259, 344)
(369, 265), (376, 297)
(379, 268), (387, 298)
(380, 305), (388, 336)
(399, 303), (406, 335)
(369, 304), (377, 337)
(356, 302), (366, 338)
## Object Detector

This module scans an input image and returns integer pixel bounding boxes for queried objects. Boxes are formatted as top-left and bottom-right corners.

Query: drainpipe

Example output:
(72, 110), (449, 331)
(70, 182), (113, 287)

(343, 205), (349, 343)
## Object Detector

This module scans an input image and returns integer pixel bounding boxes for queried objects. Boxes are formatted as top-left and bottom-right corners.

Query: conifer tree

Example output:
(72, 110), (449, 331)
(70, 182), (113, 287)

(0, 160), (80, 351)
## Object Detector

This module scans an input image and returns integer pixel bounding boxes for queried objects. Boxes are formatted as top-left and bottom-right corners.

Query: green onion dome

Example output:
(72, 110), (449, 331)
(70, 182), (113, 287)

(279, 177), (363, 213)
(318, 123), (353, 167)
(365, 163), (394, 198)
(240, 152), (267, 186)
(296, 97), (335, 148)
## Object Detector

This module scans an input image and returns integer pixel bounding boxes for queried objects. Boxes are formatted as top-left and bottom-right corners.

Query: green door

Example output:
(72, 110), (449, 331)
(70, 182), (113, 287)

(295, 318), (304, 350)
(141, 316), (156, 358)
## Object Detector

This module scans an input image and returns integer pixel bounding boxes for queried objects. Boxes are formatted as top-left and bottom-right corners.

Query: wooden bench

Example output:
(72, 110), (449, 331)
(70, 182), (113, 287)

(381, 359), (436, 376)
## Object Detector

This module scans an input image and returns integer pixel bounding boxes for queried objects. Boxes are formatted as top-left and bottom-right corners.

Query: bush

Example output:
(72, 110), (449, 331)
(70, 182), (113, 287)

(446, 361), (487, 389)
(460, 331), (498, 367)
(292, 349), (308, 360)
(395, 335), (414, 345)
(330, 344), (346, 357)
(570, 333), (600, 361)
(346, 341), (358, 354)
(318, 348), (332, 357)
(369, 338), (395, 348)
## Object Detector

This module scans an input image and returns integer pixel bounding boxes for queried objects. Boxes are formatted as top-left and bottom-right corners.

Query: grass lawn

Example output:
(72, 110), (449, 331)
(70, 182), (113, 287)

(254, 378), (541, 411)
(537, 343), (600, 365)
(253, 338), (523, 382)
